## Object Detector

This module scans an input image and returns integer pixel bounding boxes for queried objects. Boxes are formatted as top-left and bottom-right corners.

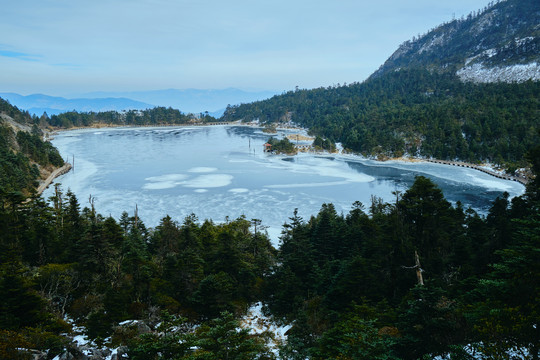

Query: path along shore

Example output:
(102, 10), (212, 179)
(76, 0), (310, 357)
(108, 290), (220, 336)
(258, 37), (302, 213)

(425, 159), (528, 185)
(36, 163), (72, 196)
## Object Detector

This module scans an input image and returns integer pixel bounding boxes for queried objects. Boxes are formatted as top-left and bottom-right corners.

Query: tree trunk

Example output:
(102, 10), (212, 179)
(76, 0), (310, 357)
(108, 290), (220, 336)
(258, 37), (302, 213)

(415, 251), (424, 286)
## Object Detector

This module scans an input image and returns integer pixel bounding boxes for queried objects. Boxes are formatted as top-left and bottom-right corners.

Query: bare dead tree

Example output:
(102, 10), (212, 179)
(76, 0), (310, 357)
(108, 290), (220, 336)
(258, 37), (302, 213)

(402, 250), (424, 286)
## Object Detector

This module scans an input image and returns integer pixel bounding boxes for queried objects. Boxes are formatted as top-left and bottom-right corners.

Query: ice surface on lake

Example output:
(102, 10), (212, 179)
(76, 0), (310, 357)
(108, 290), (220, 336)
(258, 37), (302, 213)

(45, 126), (525, 245)
(229, 188), (250, 193)
(183, 174), (234, 188)
(188, 167), (218, 173)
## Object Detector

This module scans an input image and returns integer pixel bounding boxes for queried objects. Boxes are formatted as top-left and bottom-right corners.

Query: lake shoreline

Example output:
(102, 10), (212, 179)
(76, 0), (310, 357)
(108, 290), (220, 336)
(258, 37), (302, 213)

(44, 120), (245, 139)
(44, 125), (525, 243)
(36, 163), (72, 196)
(44, 123), (528, 188)
(301, 150), (529, 188)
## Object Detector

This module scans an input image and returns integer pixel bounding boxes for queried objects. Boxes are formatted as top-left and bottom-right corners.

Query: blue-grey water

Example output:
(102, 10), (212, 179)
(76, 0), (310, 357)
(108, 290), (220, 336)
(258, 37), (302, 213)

(44, 125), (525, 244)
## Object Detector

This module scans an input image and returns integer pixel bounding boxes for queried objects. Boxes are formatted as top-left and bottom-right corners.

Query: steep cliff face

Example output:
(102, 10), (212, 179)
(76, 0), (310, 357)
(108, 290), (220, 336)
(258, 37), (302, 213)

(372, 0), (540, 83)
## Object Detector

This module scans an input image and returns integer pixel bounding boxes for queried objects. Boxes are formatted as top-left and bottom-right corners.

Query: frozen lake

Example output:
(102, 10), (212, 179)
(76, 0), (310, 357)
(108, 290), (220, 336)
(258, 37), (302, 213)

(44, 125), (525, 244)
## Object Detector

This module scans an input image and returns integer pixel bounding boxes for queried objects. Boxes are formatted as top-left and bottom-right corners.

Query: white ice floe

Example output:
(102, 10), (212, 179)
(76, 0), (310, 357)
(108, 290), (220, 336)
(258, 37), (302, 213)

(143, 181), (180, 190)
(183, 174), (233, 188)
(145, 174), (189, 182)
(229, 188), (250, 193)
(265, 181), (350, 189)
(143, 174), (189, 190)
(144, 173), (233, 190)
(188, 167), (218, 173)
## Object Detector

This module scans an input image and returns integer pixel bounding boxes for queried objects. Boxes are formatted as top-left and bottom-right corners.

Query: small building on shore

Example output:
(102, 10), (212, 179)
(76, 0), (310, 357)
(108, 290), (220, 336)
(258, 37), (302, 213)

(263, 143), (272, 152)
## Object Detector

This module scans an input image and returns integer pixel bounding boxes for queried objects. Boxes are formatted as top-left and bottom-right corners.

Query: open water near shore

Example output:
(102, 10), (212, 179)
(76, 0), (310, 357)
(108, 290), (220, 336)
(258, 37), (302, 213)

(44, 125), (525, 244)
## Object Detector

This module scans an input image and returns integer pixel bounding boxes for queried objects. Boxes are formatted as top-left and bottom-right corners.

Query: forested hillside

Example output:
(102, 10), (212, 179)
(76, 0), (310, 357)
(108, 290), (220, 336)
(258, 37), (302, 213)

(0, 144), (538, 358)
(222, 69), (539, 166)
(372, 0), (540, 81)
(1, 0), (539, 357)
(0, 98), (34, 126)
(1, 92), (539, 358)
(47, 107), (216, 128)
(221, 0), (539, 167)
(265, 163), (540, 359)
(0, 98), (64, 195)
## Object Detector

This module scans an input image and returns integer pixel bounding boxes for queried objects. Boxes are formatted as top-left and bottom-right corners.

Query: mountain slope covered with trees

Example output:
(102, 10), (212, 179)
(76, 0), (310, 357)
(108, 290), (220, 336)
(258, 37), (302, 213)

(0, 146), (538, 358)
(0, 98), (64, 196)
(222, 69), (538, 166)
(1, 94), (539, 359)
(47, 107), (216, 128)
(221, 0), (539, 168)
(1, 0), (539, 358)
(372, 0), (540, 81)
(2, 92), (539, 358)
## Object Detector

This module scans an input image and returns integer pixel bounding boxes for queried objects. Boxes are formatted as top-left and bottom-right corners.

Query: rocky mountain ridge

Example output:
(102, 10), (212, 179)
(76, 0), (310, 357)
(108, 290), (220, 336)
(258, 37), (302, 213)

(372, 0), (540, 83)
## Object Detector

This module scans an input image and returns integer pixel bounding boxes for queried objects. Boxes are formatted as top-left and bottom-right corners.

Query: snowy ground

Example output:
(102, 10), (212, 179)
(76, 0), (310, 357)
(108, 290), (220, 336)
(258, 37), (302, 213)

(241, 302), (292, 354)
(457, 62), (540, 83)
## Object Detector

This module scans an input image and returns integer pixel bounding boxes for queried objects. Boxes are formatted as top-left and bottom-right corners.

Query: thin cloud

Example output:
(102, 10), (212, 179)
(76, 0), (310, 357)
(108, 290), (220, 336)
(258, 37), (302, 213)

(1, 0), (494, 95)
(0, 46), (40, 61)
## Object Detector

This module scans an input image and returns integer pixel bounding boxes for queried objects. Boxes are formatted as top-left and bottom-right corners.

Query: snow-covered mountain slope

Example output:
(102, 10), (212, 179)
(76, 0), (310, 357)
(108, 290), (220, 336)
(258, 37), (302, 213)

(371, 0), (540, 83)
(457, 62), (540, 83)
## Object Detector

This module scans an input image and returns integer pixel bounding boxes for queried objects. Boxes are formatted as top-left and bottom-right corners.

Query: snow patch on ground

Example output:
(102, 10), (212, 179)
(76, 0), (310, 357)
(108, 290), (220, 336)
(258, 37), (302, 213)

(470, 9), (498, 34)
(418, 33), (448, 54)
(457, 62), (540, 83)
(118, 319), (142, 326)
(515, 36), (534, 47)
(73, 334), (90, 347)
(465, 48), (498, 65)
(241, 302), (292, 354)
(105, 348), (118, 360)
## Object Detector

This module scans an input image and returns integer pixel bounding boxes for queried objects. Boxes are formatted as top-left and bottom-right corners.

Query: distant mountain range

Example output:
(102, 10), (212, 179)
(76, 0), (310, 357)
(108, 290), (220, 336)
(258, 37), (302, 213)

(0, 88), (278, 117)
(372, 0), (540, 83)
(0, 93), (153, 117)
(79, 88), (279, 116)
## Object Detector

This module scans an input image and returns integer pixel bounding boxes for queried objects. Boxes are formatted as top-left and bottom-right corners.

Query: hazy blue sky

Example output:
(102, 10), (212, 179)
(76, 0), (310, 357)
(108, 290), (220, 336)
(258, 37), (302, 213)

(1, 0), (493, 96)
